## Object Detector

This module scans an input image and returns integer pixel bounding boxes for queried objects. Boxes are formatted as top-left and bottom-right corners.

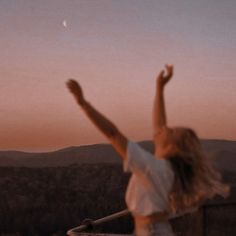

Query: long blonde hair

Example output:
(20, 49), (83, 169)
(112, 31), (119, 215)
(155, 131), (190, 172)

(162, 127), (230, 213)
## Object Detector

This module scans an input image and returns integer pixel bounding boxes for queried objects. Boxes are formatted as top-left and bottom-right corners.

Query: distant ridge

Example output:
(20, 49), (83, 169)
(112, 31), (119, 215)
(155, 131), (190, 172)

(0, 143), (121, 167)
(0, 139), (235, 170)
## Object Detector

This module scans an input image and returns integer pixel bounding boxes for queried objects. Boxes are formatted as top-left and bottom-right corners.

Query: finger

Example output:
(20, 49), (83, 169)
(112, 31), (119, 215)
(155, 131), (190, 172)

(165, 64), (173, 73)
(66, 79), (73, 85)
(157, 70), (165, 78)
(66, 82), (75, 90)
(67, 79), (79, 88)
(165, 64), (173, 77)
(66, 80), (72, 88)
(165, 64), (173, 69)
(67, 79), (78, 86)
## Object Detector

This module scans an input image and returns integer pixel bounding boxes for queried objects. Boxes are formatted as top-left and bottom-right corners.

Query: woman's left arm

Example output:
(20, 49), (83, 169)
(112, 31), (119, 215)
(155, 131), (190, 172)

(66, 79), (128, 160)
(153, 65), (173, 135)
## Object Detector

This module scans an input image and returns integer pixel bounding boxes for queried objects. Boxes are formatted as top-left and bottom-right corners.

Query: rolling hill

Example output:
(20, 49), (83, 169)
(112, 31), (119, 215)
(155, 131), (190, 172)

(0, 139), (235, 171)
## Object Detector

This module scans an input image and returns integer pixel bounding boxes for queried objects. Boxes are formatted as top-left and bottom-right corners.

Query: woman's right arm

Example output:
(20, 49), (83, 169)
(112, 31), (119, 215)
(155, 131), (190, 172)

(66, 79), (128, 160)
(153, 65), (173, 136)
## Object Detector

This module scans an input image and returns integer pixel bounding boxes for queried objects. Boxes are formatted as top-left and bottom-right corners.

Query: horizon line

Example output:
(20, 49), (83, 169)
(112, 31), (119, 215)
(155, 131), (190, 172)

(1, 137), (235, 154)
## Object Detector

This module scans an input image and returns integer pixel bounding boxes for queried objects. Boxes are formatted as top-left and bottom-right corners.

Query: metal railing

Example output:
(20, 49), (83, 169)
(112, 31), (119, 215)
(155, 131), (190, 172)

(67, 209), (130, 236)
(67, 200), (236, 236)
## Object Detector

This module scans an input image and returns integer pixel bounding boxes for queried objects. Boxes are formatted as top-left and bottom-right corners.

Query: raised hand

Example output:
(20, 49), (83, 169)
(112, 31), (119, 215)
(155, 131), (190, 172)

(66, 79), (85, 105)
(157, 64), (174, 88)
(66, 79), (128, 159)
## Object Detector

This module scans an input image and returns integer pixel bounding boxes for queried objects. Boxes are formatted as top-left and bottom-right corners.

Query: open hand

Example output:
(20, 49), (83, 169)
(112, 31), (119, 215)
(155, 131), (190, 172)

(66, 79), (85, 105)
(157, 64), (174, 88)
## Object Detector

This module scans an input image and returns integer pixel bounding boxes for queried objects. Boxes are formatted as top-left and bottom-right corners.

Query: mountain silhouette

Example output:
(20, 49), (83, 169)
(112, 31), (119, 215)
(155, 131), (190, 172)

(0, 139), (235, 171)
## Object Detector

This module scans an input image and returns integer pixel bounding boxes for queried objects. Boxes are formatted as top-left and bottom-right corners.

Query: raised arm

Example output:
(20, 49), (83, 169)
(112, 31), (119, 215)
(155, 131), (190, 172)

(153, 65), (173, 137)
(66, 79), (127, 160)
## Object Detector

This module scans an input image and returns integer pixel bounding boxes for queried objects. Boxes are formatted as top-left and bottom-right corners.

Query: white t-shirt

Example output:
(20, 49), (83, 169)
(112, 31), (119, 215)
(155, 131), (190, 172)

(124, 140), (175, 216)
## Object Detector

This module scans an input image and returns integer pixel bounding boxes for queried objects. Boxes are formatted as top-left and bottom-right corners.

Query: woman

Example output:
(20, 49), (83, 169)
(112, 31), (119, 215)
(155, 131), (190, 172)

(66, 65), (229, 236)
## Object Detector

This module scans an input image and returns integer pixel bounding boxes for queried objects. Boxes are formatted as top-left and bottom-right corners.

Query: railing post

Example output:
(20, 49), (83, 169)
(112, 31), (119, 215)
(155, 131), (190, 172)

(202, 205), (207, 236)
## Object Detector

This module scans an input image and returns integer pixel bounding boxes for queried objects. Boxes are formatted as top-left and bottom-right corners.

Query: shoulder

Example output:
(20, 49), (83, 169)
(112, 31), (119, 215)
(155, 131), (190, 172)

(125, 140), (173, 175)
(127, 140), (153, 158)
(124, 140), (153, 173)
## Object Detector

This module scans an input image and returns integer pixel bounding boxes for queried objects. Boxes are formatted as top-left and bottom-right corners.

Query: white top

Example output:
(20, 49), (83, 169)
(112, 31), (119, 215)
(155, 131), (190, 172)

(124, 140), (175, 216)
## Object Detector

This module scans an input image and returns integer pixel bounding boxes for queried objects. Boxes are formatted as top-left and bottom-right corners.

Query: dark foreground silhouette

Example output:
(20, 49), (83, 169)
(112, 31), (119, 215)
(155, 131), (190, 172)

(0, 164), (235, 236)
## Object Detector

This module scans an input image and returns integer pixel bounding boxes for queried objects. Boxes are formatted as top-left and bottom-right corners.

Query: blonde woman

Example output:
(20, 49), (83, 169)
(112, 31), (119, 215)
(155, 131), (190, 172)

(66, 65), (229, 236)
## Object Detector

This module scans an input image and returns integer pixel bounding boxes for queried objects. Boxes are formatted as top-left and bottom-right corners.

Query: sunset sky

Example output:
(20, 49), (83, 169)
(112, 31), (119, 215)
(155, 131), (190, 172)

(0, 0), (235, 152)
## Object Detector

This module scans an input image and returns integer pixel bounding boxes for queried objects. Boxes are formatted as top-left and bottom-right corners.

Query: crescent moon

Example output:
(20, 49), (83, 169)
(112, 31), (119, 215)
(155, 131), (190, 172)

(62, 20), (67, 28)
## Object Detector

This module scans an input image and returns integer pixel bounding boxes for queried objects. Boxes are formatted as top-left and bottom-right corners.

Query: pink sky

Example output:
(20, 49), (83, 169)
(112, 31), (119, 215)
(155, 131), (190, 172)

(0, 0), (236, 151)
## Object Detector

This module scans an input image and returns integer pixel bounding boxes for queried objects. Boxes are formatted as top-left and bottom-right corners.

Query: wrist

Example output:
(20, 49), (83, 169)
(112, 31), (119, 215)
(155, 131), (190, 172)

(78, 99), (85, 107)
(73, 93), (85, 106)
(79, 99), (88, 108)
(157, 84), (165, 92)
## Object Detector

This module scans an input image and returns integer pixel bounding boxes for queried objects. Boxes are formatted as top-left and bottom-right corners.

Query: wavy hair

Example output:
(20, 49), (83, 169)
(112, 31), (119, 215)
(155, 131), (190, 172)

(161, 127), (230, 214)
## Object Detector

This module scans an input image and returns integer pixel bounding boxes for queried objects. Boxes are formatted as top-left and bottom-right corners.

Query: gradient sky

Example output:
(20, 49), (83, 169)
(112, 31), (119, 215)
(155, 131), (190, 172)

(0, 0), (236, 152)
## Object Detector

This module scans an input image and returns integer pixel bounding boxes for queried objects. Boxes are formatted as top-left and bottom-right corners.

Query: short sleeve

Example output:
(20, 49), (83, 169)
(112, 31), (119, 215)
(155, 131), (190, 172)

(123, 140), (154, 174)
(124, 141), (175, 215)
(123, 140), (174, 186)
